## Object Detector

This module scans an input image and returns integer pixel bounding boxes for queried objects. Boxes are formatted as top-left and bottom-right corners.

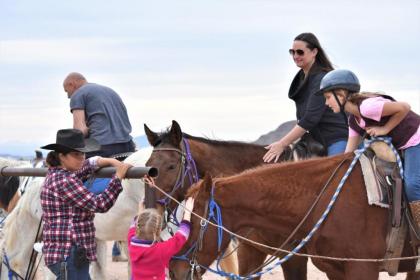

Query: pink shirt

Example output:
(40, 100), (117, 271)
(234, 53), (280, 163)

(349, 97), (420, 150)
(128, 221), (190, 280)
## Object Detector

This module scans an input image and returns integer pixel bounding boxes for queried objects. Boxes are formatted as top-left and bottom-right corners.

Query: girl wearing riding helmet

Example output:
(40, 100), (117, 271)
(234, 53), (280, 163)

(264, 33), (348, 163)
(318, 69), (420, 266)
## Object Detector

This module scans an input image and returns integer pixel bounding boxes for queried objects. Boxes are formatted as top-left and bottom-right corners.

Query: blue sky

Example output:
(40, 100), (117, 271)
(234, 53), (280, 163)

(1, 0), (419, 156)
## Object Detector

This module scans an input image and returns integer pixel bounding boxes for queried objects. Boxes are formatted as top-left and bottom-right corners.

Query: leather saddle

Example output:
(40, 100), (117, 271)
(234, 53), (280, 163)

(363, 142), (418, 275)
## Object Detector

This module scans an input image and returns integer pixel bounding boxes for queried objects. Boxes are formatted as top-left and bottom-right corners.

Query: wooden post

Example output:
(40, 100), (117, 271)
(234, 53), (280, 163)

(144, 183), (156, 209)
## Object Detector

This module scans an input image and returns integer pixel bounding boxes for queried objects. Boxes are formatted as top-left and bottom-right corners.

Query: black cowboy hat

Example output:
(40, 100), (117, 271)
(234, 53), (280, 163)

(41, 129), (100, 153)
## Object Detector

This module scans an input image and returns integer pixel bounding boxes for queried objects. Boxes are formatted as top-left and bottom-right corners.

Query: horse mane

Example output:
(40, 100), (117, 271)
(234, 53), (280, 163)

(235, 153), (349, 179)
(186, 181), (203, 198)
(154, 127), (263, 149)
(0, 158), (32, 209)
(183, 133), (263, 149)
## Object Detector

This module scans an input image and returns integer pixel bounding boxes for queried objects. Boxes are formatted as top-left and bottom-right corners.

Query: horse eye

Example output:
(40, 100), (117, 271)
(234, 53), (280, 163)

(167, 164), (176, 170)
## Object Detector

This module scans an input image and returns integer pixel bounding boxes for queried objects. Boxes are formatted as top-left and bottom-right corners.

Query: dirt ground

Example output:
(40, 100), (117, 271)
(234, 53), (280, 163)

(105, 242), (407, 280)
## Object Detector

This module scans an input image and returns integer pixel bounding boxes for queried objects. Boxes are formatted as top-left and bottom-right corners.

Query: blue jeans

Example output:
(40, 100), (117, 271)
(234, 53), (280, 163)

(112, 242), (121, 256)
(403, 144), (420, 202)
(327, 140), (347, 156)
(48, 246), (91, 280)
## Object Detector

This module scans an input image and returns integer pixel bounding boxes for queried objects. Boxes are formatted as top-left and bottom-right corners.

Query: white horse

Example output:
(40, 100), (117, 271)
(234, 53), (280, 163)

(0, 148), (153, 279)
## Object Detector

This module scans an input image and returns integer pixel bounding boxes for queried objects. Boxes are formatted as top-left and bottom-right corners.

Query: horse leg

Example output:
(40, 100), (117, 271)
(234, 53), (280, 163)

(343, 262), (379, 280)
(236, 243), (266, 279)
(312, 259), (344, 280)
(119, 241), (131, 279)
(90, 239), (107, 280)
(219, 241), (238, 277)
(281, 256), (308, 280)
(406, 272), (420, 280)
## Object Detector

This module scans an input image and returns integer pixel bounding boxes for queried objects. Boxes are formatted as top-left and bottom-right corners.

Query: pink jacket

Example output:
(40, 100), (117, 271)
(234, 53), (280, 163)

(128, 220), (191, 280)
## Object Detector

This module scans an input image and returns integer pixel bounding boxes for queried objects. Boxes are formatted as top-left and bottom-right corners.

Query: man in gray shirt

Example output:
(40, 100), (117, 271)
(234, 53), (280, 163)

(63, 72), (135, 158)
(63, 72), (135, 262)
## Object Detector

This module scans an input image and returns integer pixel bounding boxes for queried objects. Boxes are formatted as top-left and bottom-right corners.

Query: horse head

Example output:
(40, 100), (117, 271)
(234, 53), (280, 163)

(144, 120), (192, 214)
(170, 174), (232, 280)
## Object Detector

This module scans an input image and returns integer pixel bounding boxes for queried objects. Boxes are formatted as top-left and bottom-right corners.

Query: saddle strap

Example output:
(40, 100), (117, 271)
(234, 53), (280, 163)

(392, 177), (403, 227)
(382, 218), (407, 276)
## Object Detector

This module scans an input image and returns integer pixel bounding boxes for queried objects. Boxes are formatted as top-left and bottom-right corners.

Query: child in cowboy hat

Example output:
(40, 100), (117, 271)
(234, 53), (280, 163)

(40, 128), (132, 280)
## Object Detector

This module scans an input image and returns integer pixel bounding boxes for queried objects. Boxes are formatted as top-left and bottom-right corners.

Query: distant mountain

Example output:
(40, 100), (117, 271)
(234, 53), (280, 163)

(253, 120), (296, 145)
(133, 135), (150, 148)
(0, 141), (44, 159)
(1, 122), (297, 158)
(0, 135), (151, 159)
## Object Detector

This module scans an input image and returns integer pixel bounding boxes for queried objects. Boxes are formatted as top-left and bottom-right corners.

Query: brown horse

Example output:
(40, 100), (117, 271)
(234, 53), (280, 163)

(170, 153), (419, 280)
(144, 120), (326, 280)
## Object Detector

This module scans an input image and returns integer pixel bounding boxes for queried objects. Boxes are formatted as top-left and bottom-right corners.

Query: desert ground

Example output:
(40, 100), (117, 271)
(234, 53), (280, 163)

(105, 242), (407, 280)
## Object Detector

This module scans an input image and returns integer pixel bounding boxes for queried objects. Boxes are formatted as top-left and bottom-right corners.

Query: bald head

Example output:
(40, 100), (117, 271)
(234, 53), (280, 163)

(63, 72), (87, 98)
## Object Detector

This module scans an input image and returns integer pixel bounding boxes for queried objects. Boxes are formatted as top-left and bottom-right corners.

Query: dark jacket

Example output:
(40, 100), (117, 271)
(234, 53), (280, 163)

(288, 63), (348, 147)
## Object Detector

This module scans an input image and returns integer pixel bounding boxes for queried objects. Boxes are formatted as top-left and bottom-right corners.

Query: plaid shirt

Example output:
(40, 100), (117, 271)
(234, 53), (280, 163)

(41, 157), (123, 266)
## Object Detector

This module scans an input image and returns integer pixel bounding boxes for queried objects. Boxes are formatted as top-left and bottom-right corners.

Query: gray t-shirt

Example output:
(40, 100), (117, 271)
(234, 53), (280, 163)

(70, 83), (132, 145)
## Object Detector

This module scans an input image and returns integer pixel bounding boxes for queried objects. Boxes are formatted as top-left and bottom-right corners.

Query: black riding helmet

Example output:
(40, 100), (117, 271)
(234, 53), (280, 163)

(316, 69), (361, 126)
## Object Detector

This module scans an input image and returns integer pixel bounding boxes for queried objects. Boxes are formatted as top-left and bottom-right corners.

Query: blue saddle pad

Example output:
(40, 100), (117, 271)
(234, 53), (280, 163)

(84, 178), (111, 195)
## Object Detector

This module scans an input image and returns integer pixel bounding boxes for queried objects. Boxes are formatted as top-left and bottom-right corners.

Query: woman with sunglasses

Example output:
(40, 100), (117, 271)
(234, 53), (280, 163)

(263, 33), (348, 163)
(40, 128), (132, 280)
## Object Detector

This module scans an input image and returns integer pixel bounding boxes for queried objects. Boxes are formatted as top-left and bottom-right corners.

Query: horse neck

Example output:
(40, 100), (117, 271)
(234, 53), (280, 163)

(187, 138), (266, 177)
(2, 205), (40, 277)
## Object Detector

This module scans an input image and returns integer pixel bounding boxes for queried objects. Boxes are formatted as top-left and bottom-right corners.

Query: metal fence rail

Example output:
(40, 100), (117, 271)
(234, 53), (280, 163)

(0, 166), (158, 179)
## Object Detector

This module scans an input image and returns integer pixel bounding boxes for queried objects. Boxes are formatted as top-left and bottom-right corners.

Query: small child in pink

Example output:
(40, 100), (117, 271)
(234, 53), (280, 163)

(128, 193), (194, 280)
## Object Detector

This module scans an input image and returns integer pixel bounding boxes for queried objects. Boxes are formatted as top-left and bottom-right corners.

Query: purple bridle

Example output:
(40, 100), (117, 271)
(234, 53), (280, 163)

(152, 138), (199, 206)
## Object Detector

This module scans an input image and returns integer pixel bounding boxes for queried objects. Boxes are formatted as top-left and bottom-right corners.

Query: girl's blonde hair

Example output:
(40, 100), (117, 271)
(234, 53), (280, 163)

(336, 90), (383, 106)
(136, 208), (162, 242)
(347, 91), (384, 105)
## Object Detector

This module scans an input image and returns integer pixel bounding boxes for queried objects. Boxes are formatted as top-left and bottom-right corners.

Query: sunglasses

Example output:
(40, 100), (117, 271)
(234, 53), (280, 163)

(289, 49), (305, 56)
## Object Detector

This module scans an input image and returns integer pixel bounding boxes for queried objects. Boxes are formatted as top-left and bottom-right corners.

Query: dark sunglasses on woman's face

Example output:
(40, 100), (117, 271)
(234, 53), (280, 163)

(289, 49), (305, 56)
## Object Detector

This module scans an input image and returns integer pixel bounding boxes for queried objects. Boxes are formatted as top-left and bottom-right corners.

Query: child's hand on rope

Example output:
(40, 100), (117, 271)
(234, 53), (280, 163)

(183, 197), (195, 221)
(143, 175), (155, 187)
(138, 199), (145, 213)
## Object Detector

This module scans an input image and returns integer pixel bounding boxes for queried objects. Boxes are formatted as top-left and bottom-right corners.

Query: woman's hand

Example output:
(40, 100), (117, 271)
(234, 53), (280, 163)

(366, 126), (389, 137)
(263, 141), (287, 163)
(115, 163), (132, 180)
(183, 197), (195, 221)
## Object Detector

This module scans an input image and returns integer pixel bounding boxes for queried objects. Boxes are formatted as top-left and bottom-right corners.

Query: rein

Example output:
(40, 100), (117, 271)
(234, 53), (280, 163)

(246, 154), (350, 276)
(1, 217), (43, 280)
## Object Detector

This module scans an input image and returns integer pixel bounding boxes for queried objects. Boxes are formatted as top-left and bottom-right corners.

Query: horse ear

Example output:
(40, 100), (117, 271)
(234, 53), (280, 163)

(202, 172), (213, 194)
(169, 120), (183, 146)
(144, 124), (159, 147)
